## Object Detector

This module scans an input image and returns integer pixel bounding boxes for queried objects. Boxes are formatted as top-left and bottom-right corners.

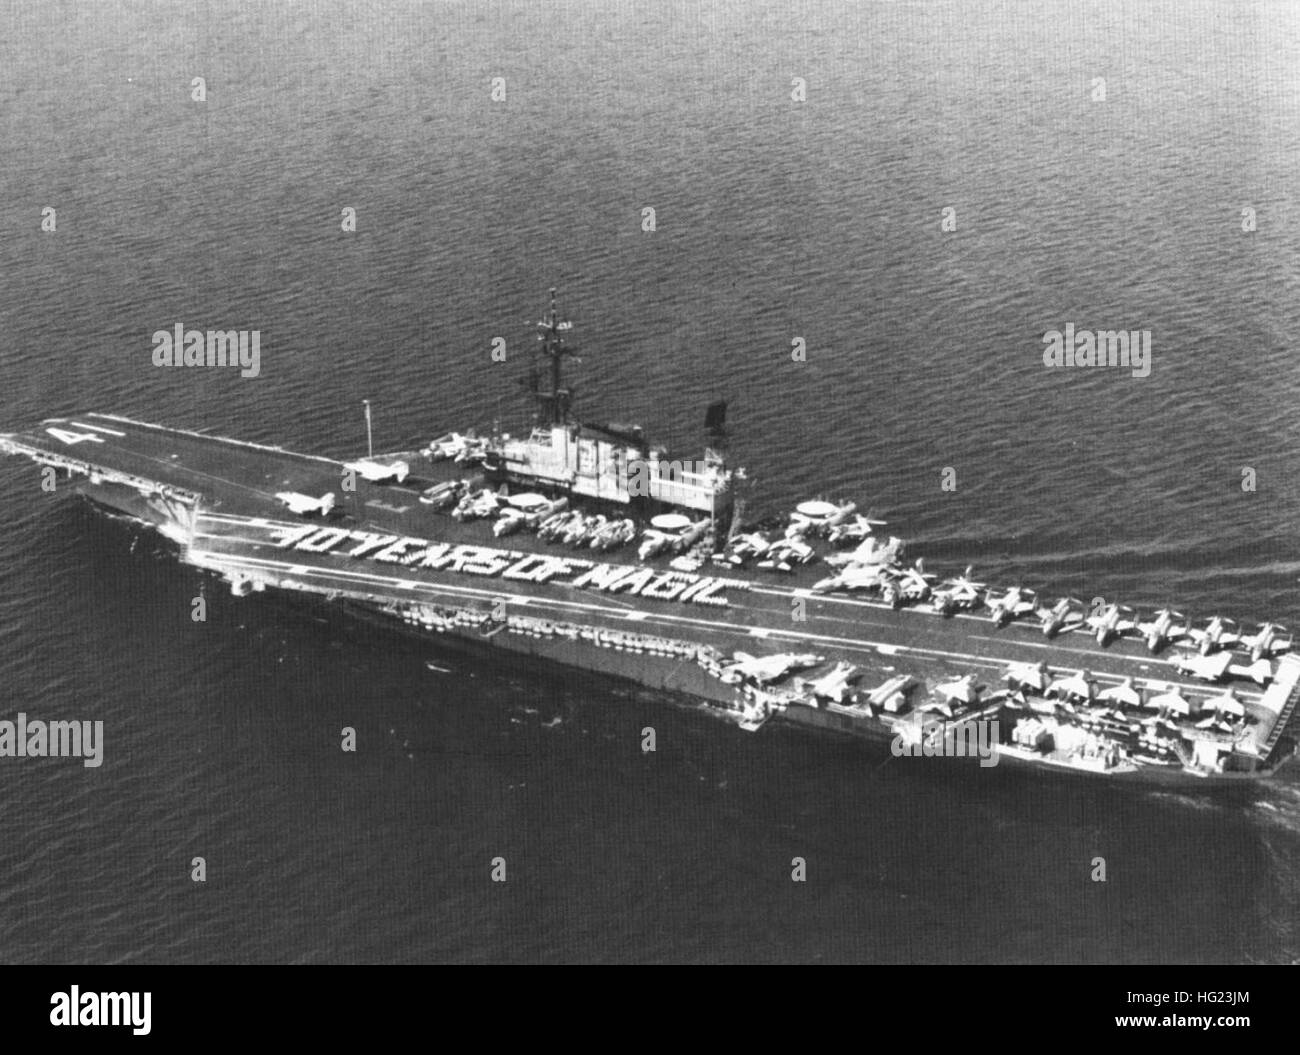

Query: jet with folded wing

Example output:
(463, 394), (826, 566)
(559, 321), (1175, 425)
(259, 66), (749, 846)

(427, 431), (487, 463)
(1138, 608), (1188, 654)
(931, 566), (986, 615)
(1242, 622), (1292, 662)
(1086, 603), (1139, 647)
(725, 532), (771, 566)
(637, 528), (679, 562)
(758, 537), (816, 571)
(827, 513), (887, 544)
(987, 585), (1038, 628)
(1037, 597), (1083, 639)
(895, 560), (937, 602)
(1187, 615), (1240, 655)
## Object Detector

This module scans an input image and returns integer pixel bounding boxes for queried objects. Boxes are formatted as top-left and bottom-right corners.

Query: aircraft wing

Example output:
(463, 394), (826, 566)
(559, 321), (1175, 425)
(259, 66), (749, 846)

(1173, 651), (1232, 679)
(1229, 658), (1274, 685)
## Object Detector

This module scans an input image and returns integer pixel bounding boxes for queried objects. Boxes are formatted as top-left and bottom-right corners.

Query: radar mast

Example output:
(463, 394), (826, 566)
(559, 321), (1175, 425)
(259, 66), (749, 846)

(531, 288), (577, 427)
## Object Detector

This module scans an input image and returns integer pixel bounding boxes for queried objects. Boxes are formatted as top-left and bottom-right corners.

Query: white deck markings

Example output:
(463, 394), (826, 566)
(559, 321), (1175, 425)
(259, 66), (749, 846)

(189, 514), (1267, 702)
(190, 547), (1249, 701)
(69, 420), (127, 437)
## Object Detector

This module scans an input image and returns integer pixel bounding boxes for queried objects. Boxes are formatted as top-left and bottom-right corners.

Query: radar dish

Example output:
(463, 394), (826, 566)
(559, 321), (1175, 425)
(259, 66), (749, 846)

(507, 493), (549, 510)
(796, 500), (839, 519)
(650, 513), (692, 532)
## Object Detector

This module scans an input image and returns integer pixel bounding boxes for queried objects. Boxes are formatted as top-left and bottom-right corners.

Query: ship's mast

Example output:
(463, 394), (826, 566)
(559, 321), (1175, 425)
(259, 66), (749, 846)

(533, 287), (576, 427)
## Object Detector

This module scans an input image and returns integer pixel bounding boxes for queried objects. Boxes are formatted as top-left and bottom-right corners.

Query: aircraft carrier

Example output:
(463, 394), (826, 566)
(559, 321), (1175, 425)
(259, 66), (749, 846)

(3, 291), (1298, 785)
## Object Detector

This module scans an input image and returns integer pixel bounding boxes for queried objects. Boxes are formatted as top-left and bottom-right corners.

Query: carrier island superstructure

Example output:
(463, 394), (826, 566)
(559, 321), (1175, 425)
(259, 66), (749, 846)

(2, 291), (1297, 785)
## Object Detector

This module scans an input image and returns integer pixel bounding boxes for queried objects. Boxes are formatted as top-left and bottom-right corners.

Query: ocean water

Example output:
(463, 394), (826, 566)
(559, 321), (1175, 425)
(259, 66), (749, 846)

(0, 0), (1298, 963)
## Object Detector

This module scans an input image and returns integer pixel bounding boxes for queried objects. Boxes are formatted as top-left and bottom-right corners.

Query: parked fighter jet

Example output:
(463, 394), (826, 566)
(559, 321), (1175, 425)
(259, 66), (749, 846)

(591, 518), (635, 551)
(1187, 616), (1241, 655)
(639, 527), (681, 561)
(1037, 597), (1083, 639)
(491, 495), (566, 537)
(865, 674), (918, 711)
(419, 479), (468, 510)
(812, 563), (890, 594)
(758, 537), (815, 572)
(822, 501), (858, 528)
(1086, 603), (1139, 647)
(1003, 661), (1050, 694)
(275, 491), (336, 517)
(822, 535), (904, 569)
(1047, 669), (1095, 703)
(343, 457), (410, 484)
(1098, 676), (1142, 709)
(1138, 608), (1188, 654)
(493, 507), (531, 537)
(1204, 688), (1245, 719)
(1147, 685), (1193, 716)
(827, 513), (887, 544)
(894, 560), (937, 602)
(539, 510), (583, 542)
(672, 519), (711, 554)
(932, 673), (980, 706)
(451, 489), (501, 521)
(931, 567), (986, 615)
(725, 532), (771, 566)
(1242, 622), (1292, 662)
(427, 431), (487, 463)
(721, 652), (823, 685)
(987, 586), (1038, 628)
(804, 662), (860, 703)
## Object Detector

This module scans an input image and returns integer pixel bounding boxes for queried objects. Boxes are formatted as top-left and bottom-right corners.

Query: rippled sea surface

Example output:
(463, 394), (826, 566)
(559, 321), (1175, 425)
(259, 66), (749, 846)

(0, 0), (1298, 963)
